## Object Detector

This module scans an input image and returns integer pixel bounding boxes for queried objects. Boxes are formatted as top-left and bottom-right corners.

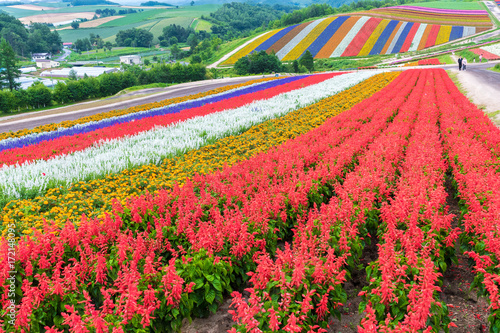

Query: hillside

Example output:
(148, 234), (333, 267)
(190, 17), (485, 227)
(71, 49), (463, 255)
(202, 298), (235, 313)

(222, 4), (493, 65)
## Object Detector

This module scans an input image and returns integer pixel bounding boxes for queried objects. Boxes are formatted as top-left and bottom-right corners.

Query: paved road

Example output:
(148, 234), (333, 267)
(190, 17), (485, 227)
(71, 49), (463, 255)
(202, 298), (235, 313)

(55, 48), (71, 62)
(0, 76), (274, 133)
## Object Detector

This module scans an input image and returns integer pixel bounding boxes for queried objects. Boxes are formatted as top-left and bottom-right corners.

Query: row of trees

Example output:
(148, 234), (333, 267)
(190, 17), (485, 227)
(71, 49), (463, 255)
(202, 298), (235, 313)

(0, 63), (206, 113)
(0, 14), (62, 56)
(233, 50), (315, 75)
(115, 28), (154, 48)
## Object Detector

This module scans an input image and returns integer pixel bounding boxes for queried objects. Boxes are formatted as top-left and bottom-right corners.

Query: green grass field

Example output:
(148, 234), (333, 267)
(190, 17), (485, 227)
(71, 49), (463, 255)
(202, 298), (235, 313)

(402, 1), (483, 10)
(149, 16), (193, 42)
(194, 19), (212, 32)
(150, 4), (219, 19)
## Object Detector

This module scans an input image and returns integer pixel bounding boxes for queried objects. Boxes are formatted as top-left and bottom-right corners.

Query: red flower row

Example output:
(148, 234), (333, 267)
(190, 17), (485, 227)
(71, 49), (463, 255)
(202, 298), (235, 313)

(230, 70), (428, 332)
(437, 69), (500, 325)
(359, 69), (460, 332)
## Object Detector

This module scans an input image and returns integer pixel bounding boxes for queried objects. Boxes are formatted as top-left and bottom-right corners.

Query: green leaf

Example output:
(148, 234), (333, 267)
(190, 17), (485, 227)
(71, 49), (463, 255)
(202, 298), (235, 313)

(205, 274), (215, 282)
(205, 288), (216, 304)
(212, 278), (222, 292)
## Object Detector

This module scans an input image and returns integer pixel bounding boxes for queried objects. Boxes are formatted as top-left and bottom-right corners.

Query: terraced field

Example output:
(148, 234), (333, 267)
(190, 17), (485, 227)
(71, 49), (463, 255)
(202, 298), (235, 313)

(222, 7), (488, 65)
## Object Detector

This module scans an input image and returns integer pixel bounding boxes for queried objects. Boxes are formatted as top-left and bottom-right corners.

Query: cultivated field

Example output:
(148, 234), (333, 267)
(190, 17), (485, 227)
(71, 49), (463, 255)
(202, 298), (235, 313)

(19, 12), (95, 25)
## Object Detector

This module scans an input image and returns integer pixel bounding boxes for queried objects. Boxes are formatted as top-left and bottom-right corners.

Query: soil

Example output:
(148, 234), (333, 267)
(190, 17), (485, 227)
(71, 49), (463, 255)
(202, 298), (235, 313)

(18, 12), (95, 25)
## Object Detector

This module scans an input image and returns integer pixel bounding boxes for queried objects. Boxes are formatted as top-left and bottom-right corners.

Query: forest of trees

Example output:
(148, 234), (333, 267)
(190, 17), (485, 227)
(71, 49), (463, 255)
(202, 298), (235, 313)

(0, 14), (62, 57)
(115, 28), (154, 48)
(203, 3), (297, 41)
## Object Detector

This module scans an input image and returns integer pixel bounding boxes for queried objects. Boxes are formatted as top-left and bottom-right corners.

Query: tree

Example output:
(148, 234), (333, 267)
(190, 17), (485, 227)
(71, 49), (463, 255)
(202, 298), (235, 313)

(292, 59), (299, 73)
(68, 69), (78, 81)
(186, 33), (198, 53)
(104, 41), (113, 51)
(71, 21), (80, 29)
(190, 1), (194, 5)
(26, 82), (52, 109)
(0, 38), (21, 91)
(170, 44), (181, 60)
(299, 50), (314, 72)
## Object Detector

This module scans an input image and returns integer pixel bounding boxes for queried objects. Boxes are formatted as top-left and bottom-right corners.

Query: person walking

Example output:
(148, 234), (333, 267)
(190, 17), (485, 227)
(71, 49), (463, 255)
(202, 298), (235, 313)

(458, 57), (463, 71)
(463, 58), (467, 71)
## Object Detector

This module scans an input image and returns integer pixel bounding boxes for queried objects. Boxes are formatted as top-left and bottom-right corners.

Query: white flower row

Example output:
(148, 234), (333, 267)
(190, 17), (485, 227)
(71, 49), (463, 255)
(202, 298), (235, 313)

(385, 22), (408, 55)
(482, 42), (500, 56)
(276, 18), (326, 60)
(408, 23), (427, 52)
(330, 16), (371, 58)
(0, 72), (378, 199)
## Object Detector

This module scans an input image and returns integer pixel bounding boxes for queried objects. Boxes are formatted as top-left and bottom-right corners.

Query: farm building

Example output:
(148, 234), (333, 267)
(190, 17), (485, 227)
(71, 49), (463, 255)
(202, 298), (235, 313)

(40, 67), (119, 78)
(20, 67), (37, 74)
(120, 55), (142, 65)
(15, 77), (58, 90)
(35, 60), (60, 69)
(31, 53), (51, 61)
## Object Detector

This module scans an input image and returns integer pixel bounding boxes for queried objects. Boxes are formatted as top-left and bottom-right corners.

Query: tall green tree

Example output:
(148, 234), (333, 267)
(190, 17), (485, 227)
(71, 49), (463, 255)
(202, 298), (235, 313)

(0, 38), (21, 91)
(299, 50), (314, 72)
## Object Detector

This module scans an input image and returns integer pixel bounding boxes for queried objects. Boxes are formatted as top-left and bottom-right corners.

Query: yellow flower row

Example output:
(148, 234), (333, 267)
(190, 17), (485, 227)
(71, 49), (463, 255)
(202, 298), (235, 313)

(0, 77), (278, 142)
(222, 30), (281, 66)
(1, 72), (400, 236)
(282, 17), (336, 62)
(435, 25), (452, 45)
(358, 19), (391, 57)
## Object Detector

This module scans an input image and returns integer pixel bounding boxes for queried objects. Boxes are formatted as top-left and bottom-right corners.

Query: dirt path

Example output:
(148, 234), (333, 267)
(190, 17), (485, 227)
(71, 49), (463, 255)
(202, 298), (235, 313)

(449, 62), (500, 125)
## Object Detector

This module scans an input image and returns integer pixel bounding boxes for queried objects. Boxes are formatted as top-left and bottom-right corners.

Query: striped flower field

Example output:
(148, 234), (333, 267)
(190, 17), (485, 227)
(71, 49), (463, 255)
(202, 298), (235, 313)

(360, 5), (492, 27)
(223, 8), (487, 65)
(2, 69), (500, 332)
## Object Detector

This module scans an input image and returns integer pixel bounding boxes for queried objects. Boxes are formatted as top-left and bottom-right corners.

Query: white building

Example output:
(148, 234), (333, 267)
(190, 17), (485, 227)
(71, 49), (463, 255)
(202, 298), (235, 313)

(120, 55), (141, 65)
(35, 60), (60, 69)
(20, 67), (37, 74)
(15, 77), (58, 90)
(31, 53), (51, 61)
(40, 66), (119, 78)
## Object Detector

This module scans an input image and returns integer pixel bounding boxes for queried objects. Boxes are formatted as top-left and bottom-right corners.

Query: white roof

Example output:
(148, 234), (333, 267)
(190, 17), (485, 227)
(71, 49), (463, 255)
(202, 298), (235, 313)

(40, 67), (118, 77)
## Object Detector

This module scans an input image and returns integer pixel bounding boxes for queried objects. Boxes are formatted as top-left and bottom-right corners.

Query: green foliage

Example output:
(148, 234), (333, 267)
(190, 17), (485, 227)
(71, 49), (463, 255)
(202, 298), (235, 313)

(141, 1), (174, 6)
(70, 21), (79, 29)
(0, 38), (21, 91)
(115, 28), (154, 48)
(234, 50), (282, 75)
(0, 14), (62, 56)
(299, 50), (314, 72)
(1, 63), (206, 113)
(62, 0), (118, 5)
(206, 2), (296, 41)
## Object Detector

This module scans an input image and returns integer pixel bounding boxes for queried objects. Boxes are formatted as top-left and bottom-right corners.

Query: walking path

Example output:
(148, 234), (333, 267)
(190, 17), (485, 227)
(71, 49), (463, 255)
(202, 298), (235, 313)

(450, 62), (500, 125)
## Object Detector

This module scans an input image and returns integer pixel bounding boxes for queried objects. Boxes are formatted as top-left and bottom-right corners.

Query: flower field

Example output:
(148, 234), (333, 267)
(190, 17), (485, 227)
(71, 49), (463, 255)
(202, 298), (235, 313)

(471, 43), (500, 60)
(222, 10), (485, 64)
(360, 6), (492, 28)
(1, 68), (500, 332)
